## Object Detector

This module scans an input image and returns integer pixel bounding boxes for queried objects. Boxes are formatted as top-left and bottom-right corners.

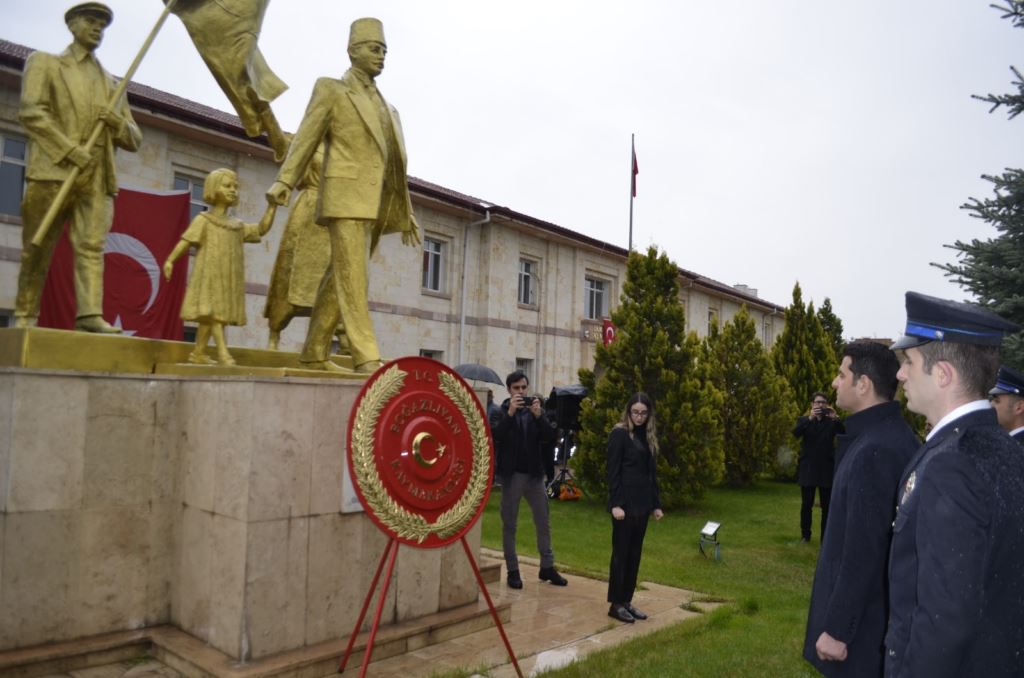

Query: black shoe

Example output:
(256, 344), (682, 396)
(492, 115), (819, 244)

(625, 603), (647, 620)
(507, 569), (523, 589)
(539, 567), (568, 586)
(608, 604), (635, 623)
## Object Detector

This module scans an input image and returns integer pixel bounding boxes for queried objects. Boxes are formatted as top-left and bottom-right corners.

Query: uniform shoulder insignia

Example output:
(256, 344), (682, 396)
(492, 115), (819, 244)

(900, 471), (916, 505)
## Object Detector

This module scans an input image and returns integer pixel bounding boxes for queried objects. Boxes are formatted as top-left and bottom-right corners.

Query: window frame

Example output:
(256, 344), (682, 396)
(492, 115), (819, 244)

(584, 276), (608, 320)
(173, 172), (208, 222)
(0, 132), (28, 217)
(421, 236), (446, 294)
(518, 258), (539, 307)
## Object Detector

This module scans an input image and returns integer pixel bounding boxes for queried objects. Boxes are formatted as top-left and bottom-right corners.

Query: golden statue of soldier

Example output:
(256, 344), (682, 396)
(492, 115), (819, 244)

(267, 18), (421, 374)
(15, 2), (142, 332)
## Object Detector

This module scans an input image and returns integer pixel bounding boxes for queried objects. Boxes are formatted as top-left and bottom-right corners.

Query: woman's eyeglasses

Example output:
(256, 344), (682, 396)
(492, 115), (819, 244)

(630, 409), (649, 417)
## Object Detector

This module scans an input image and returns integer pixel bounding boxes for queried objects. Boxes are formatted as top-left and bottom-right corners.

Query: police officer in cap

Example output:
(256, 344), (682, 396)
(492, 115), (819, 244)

(989, 365), (1024, 442)
(886, 291), (1024, 677)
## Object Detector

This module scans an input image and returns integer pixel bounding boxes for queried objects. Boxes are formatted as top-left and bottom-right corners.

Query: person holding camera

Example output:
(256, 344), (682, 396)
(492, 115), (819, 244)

(793, 391), (844, 543)
(490, 370), (567, 590)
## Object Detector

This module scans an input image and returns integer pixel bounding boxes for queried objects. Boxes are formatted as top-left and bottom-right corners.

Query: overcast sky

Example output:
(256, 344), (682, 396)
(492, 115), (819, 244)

(3, 1), (1020, 339)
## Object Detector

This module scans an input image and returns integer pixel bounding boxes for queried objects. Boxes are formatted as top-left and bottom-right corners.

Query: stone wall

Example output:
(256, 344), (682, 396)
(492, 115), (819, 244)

(0, 368), (480, 660)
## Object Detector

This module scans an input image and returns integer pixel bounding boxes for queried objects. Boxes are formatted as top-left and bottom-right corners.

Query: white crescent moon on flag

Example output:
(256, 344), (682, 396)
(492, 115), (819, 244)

(604, 325), (616, 343)
(103, 233), (160, 313)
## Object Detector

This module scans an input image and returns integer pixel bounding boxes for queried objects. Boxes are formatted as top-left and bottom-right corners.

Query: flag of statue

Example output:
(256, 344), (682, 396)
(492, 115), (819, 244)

(167, 0), (289, 159)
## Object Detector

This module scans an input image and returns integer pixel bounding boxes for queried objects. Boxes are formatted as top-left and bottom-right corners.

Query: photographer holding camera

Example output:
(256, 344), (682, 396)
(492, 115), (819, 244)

(793, 391), (844, 543)
(490, 370), (567, 590)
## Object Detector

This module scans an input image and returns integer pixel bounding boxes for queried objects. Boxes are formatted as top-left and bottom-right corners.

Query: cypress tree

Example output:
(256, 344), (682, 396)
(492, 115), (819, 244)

(934, 2), (1024, 368)
(772, 283), (837, 410)
(817, 297), (845, 362)
(706, 307), (797, 487)
(576, 246), (724, 507)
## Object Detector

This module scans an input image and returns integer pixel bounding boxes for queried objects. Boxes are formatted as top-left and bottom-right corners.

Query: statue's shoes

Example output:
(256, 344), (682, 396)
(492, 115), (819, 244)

(301, 360), (354, 374)
(74, 316), (121, 334)
(354, 360), (384, 374)
(187, 353), (216, 365)
(14, 316), (37, 329)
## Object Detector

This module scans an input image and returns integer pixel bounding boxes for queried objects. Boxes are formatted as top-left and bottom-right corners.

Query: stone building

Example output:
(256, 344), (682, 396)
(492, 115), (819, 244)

(0, 39), (784, 394)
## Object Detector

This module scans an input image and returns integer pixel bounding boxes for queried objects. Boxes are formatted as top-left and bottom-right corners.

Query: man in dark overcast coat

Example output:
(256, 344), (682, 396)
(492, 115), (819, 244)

(804, 341), (918, 676)
(793, 392), (844, 541)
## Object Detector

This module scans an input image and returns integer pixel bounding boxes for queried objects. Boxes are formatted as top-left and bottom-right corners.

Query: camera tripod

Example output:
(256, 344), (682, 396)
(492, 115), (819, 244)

(547, 429), (579, 499)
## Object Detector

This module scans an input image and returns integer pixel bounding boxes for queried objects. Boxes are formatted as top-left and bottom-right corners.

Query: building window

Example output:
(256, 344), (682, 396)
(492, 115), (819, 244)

(518, 258), (538, 306)
(763, 318), (773, 346)
(422, 237), (445, 292)
(173, 173), (208, 222)
(515, 357), (534, 387)
(584, 277), (607, 320)
(708, 308), (719, 335)
(0, 309), (13, 328)
(419, 348), (443, 361)
(1, 133), (27, 216)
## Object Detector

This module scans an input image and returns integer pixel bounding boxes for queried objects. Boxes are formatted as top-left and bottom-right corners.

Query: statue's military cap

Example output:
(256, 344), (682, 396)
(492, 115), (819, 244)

(65, 2), (113, 26)
(891, 291), (1020, 351)
(989, 364), (1024, 397)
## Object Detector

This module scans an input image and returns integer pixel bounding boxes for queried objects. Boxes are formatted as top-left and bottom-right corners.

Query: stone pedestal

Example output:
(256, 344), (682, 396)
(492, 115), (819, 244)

(0, 365), (481, 661)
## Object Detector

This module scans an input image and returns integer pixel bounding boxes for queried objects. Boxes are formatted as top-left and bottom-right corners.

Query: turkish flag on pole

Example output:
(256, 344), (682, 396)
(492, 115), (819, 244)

(38, 188), (191, 338)
(602, 318), (616, 346)
(631, 143), (639, 197)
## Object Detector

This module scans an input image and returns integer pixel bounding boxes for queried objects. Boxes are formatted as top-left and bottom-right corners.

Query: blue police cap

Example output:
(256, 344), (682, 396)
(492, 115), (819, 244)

(989, 364), (1024, 397)
(890, 291), (1020, 351)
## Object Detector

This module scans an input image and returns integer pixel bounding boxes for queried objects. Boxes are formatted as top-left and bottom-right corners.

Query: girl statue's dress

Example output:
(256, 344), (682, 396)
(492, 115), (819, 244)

(179, 211), (261, 325)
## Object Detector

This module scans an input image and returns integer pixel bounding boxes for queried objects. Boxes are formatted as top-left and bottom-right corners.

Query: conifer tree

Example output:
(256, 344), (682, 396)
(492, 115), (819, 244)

(772, 283), (836, 411)
(935, 1), (1024, 368)
(576, 246), (724, 507)
(817, 297), (845, 361)
(706, 307), (796, 487)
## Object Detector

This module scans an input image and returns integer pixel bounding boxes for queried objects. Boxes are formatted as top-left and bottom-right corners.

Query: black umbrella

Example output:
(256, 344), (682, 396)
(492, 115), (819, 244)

(454, 363), (503, 385)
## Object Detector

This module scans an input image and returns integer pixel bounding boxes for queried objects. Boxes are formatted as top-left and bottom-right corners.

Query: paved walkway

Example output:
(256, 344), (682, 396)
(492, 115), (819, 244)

(33, 551), (714, 678)
(366, 549), (714, 677)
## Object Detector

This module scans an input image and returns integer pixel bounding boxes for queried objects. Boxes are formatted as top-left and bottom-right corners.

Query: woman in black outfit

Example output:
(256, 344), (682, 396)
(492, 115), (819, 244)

(606, 392), (664, 623)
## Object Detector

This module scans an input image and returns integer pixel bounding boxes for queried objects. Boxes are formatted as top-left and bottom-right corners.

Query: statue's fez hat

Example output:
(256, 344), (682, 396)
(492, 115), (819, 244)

(65, 2), (113, 26)
(890, 291), (1020, 351)
(349, 18), (385, 48)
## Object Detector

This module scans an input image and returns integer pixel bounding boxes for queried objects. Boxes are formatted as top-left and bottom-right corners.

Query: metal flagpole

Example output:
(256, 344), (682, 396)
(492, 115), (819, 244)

(628, 134), (636, 251)
(30, 0), (179, 248)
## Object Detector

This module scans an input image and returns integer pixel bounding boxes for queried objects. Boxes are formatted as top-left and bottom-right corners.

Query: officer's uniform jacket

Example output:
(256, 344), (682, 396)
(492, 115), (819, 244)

(885, 405), (1024, 678)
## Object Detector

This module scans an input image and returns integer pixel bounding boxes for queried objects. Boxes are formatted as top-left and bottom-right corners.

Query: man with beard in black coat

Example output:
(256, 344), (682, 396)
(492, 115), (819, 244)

(804, 341), (918, 676)
(886, 292), (1024, 677)
(794, 392), (844, 542)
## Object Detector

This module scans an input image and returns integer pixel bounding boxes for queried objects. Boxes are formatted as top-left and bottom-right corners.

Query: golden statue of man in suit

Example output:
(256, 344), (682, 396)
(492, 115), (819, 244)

(15, 2), (142, 332)
(266, 18), (420, 374)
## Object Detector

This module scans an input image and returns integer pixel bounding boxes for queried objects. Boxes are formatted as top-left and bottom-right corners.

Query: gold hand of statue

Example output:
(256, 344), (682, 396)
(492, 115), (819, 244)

(266, 180), (292, 206)
(401, 217), (422, 247)
(98, 106), (124, 132)
(66, 146), (93, 170)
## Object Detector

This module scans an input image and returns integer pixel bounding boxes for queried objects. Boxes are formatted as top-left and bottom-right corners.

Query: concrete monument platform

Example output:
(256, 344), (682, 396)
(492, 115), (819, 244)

(0, 328), (498, 674)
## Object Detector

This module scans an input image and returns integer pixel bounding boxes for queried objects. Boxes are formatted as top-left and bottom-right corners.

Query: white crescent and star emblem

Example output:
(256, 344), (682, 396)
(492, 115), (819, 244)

(604, 325), (615, 343)
(103, 232), (161, 334)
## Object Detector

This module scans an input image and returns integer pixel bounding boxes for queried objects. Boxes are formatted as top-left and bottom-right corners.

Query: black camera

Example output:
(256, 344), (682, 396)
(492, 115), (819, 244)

(520, 395), (536, 407)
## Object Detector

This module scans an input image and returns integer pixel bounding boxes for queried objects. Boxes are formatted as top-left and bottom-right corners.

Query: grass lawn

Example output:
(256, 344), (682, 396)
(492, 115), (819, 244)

(478, 480), (822, 677)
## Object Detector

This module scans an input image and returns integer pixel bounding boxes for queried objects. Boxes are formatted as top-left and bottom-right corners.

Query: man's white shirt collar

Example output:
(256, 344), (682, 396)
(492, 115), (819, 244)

(926, 400), (991, 442)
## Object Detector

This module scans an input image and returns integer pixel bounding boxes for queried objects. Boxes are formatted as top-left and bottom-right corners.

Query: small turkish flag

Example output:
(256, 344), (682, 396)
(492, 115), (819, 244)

(602, 318), (616, 346)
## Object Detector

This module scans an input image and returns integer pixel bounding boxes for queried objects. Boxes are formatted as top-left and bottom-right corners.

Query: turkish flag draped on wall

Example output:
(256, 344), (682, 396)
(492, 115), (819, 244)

(602, 318), (616, 346)
(38, 188), (191, 339)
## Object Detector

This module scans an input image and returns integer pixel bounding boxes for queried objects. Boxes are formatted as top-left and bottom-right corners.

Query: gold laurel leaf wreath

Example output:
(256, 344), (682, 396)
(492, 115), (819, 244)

(432, 371), (491, 539)
(350, 365), (490, 543)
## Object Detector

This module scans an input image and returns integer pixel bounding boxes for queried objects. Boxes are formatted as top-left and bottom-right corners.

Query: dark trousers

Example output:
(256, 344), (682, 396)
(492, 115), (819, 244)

(800, 485), (831, 540)
(607, 512), (649, 604)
